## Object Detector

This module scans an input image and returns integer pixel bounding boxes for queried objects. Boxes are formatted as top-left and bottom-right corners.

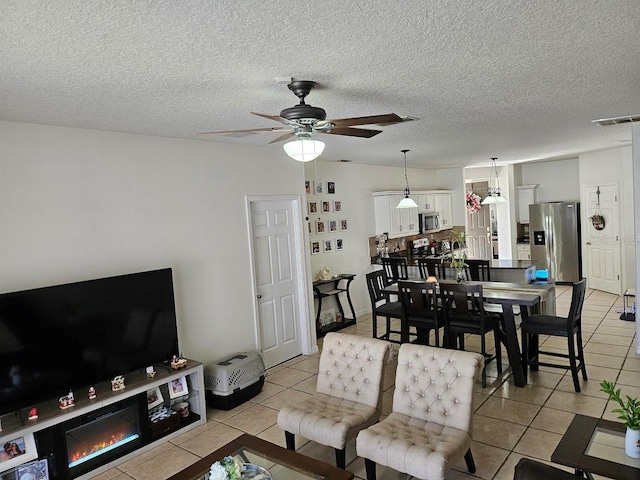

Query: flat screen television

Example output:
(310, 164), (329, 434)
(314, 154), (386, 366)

(0, 268), (179, 417)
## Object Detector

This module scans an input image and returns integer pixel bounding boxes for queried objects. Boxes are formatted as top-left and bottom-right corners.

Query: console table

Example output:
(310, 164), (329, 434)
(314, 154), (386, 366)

(313, 274), (356, 337)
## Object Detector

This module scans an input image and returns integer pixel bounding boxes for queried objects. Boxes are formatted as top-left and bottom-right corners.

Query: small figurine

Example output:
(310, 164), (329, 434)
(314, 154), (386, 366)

(28, 407), (38, 420)
(146, 366), (157, 378)
(111, 375), (125, 391)
(59, 391), (75, 409)
(88, 386), (96, 399)
(170, 355), (187, 370)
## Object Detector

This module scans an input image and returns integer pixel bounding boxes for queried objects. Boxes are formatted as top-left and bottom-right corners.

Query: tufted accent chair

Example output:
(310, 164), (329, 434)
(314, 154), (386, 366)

(356, 344), (484, 480)
(277, 332), (392, 469)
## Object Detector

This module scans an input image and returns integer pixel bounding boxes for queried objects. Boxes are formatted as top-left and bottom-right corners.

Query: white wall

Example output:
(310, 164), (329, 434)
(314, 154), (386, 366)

(521, 158), (580, 202)
(0, 121), (310, 367)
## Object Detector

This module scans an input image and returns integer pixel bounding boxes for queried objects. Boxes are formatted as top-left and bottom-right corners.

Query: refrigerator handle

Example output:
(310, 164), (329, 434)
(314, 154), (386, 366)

(546, 214), (554, 279)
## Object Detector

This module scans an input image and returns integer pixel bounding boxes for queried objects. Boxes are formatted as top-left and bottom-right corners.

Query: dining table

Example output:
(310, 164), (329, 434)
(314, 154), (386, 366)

(382, 279), (555, 387)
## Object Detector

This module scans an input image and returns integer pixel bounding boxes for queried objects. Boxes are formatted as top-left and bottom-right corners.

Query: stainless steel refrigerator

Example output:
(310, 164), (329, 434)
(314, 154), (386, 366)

(529, 202), (582, 283)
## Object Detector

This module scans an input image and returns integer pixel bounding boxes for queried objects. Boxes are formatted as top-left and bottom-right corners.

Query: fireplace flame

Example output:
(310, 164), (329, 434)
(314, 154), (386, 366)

(70, 432), (128, 463)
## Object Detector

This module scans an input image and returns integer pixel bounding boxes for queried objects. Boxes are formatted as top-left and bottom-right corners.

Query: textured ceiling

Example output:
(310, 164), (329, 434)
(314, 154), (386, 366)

(1, 1), (639, 169)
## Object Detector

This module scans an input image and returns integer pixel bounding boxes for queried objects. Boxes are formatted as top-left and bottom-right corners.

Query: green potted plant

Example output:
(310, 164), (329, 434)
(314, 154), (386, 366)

(450, 232), (468, 282)
(600, 380), (640, 458)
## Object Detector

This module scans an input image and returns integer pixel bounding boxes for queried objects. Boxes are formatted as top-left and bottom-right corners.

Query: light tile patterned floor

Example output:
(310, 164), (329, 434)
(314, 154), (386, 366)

(95, 285), (638, 480)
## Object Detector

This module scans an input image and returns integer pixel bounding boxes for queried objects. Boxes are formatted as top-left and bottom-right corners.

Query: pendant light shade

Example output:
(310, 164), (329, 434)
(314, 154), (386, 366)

(283, 134), (325, 162)
(396, 149), (419, 209)
(481, 157), (507, 205)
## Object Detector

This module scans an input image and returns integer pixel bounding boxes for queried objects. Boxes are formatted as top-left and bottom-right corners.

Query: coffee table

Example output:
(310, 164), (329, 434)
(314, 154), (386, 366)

(551, 414), (640, 479)
(166, 433), (354, 480)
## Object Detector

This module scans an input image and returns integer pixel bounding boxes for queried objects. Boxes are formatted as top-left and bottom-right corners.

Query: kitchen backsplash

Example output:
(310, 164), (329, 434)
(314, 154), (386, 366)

(369, 226), (464, 260)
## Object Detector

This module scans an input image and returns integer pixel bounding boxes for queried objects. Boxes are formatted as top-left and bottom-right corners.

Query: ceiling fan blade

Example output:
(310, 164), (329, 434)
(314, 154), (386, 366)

(329, 113), (403, 127)
(251, 112), (290, 124)
(199, 126), (287, 135)
(324, 127), (382, 138)
(268, 132), (296, 144)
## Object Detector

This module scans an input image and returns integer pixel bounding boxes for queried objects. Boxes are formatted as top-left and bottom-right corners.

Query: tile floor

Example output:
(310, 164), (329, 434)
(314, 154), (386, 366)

(95, 285), (638, 480)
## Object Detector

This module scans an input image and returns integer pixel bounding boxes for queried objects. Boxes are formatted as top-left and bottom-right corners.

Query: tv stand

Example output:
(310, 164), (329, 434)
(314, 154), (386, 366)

(0, 359), (206, 480)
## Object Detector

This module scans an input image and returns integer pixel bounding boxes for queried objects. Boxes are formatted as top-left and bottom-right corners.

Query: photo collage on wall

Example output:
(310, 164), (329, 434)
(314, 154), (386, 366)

(306, 180), (346, 255)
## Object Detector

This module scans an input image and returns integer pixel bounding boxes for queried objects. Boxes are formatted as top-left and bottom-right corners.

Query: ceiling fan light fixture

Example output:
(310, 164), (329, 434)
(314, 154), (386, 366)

(283, 136), (325, 162)
(396, 149), (419, 209)
(481, 157), (507, 205)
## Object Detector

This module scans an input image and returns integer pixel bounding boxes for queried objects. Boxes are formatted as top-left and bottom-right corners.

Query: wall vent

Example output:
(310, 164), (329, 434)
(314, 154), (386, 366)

(591, 114), (640, 126)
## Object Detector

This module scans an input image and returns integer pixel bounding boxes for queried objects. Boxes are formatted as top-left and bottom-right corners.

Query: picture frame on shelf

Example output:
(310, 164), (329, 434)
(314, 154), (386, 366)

(147, 386), (164, 409)
(168, 376), (189, 399)
(311, 241), (320, 255)
(327, 181), (336, 194)
(333, 200), (342, 212)
(314, 181), (323, 195)
(323, 239), (333, 253)
(316, 219), (326, 234)
(322, 201), (331, 213)
(17, 459), (49, 480)
(329, 220), (337, 232)
(340, 219), (349, 231)
(308, 201), (318, 214)
(0, 433), (38, 471)
(336, 238), (344, 251)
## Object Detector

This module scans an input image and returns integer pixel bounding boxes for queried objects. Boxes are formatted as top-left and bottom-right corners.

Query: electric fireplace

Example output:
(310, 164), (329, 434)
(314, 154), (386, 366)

(35, 397), (145, 480)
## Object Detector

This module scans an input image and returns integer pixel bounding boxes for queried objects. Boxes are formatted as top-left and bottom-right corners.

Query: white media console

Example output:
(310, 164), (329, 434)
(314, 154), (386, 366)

(0, 359), (206, 480)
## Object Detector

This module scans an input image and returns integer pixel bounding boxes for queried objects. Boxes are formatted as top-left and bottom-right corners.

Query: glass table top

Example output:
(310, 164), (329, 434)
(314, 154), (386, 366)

(586, 426), (640, 470)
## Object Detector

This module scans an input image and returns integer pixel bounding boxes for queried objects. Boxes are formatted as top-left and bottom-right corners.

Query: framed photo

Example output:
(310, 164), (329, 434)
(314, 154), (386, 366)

(308, 201), (318, 214)
(328, 220), (337, 232)
(168, 376), (189, 399)
(311, 241), (320, 255)
(340, 219), (349, 231)
(336, 238), (344, 251)
(333, 200), (342, 212)
(316, 219), (326, 234)
(314, 181), (323, 195)
(322, 201), (331, 213)
(147, 386), (164, 409)
(305, 180), (311, 195)
(327, 181), (336, 194)
(0, 433), (38, 471)
(17, 459), (49, 480)
(323, 239), (333, 253)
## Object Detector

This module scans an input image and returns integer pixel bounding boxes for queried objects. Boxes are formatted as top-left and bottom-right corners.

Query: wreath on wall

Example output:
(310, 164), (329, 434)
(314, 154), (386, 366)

(466, 191), (482, 215)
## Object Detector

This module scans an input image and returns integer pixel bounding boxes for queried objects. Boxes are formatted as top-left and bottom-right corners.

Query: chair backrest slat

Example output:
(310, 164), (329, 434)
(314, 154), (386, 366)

(381, 257), (409, 283)
(416, 258), (445, 279)
(568, 278), (587, 331)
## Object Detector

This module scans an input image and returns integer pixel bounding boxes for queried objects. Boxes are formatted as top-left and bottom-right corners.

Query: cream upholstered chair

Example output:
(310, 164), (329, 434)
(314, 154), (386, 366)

(277, 332), (392, 469)
(356, 344), (484, 480)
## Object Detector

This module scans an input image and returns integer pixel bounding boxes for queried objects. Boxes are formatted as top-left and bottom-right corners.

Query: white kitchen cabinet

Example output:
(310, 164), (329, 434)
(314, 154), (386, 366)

(373, 192), (419, 238)
(434, 193), (453, 228)
(518, 185), (538, 223)
(517, 243), (531, 261)
(416, 194), (435, 213)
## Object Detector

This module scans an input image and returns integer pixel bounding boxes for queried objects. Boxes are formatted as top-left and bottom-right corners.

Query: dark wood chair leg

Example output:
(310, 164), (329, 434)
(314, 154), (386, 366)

(284, 431), (295, 451)
(464, 448), (476, 473)
(335, 448), (346, 469)
(567, 334), (581, 392)
(364, 458), (377, 480)
(577, 329), (588, 380)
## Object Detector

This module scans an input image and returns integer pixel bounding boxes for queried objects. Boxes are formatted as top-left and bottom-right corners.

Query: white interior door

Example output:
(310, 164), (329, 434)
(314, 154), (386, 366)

(466, 182), (491, 259)
(249, 198), (306, 368)
(584, 183), (621, 294)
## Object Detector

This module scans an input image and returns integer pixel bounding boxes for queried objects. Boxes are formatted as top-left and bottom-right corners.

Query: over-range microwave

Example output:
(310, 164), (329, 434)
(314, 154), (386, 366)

(419, 212), (440, 233)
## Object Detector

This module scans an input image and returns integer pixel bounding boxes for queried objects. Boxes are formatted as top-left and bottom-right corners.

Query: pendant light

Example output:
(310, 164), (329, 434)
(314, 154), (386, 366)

(283, 130), (325, 162)
(396, 149), (419, 209)
(481, 157), (507, 205)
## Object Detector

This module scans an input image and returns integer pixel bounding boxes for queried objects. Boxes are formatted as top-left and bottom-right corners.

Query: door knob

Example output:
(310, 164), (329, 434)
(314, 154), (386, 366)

(257, 294), (262, 299)
(586, 242), (591, 245)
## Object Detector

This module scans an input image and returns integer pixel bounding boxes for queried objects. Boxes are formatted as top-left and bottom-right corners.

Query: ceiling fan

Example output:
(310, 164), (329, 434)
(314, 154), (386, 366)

(199, 80), (407, 148)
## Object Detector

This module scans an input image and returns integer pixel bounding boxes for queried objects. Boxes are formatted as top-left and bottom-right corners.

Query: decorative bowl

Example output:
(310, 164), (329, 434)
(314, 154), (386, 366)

(241, 463), (272, 479)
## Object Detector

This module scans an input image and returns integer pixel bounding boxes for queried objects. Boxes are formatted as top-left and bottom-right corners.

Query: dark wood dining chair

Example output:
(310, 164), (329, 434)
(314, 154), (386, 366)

(439, 282), (502, 387)
(465, 259), (491, 281)
(380, 257), (409, 285)
(520, 278), (587, 392)
(366, 270), (403, 343)
(416, 258), (445, 279)
(397, 280), (443, 346)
